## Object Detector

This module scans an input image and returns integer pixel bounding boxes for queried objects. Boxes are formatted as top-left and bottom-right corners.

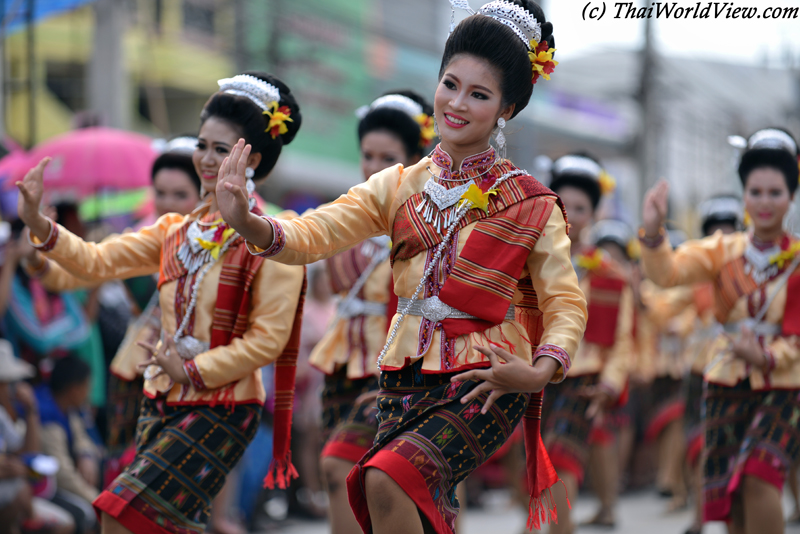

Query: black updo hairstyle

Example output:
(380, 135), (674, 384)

(549, 152), (603, 210)
(738, 127), (798, 195)
(439, 0), (554, 119)
(151, 153), (201, 195)
(700, 194), (741, 236)
(200, 71), (302, 180)
(357, 90), (434, 160)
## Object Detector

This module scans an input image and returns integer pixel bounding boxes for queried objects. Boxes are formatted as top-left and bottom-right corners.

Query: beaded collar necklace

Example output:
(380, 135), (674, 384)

(377, 167), (527, 368)
(415, 145), (499, 232)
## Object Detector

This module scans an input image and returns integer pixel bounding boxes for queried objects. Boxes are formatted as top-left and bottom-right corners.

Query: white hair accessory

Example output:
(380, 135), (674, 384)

(355, 94), (424, 121)
(747, 128), (798, 155)
(551, 155), (602, 181)
(164, 136), (197, 156)
(217, 74), (281, 112)
(590, 219), (633, 249)
(699, 196), (743, 226)
(449, 0), (542, 49)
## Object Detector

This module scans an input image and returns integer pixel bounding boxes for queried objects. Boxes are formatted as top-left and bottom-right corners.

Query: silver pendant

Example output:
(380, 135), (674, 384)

(414, 178), (471, 229)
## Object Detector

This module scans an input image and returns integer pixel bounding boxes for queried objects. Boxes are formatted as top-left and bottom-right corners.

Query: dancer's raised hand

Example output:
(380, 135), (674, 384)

(642, 180), (669, 238)
(214, 138), (275, 249)
(216, 139), (252, 229)
(16, 157), (52, 241)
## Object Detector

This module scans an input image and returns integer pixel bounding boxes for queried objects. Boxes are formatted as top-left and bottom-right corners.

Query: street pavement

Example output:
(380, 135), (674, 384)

(264, 489), (800, 534)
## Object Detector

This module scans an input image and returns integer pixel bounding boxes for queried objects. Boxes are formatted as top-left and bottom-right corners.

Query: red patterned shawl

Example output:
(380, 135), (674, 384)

(393, 168), (566, 530)
(159, 208), (307, 489)
(713, 235), (800, 336)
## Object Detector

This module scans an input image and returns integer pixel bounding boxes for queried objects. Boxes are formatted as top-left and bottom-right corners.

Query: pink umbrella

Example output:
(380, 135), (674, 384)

(2, 128), (157, 228)
(9, 127), (157, 196)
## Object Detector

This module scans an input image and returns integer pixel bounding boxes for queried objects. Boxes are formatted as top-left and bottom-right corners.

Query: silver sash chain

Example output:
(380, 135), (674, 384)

(376, 169), (526, 369)
(330, 238), (391, 327)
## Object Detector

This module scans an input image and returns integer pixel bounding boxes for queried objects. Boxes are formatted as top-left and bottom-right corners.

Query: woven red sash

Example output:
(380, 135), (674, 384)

(584, 274), (625, 348)
(158, 208), (306, 489)
(784, 272), (800, 336)
(430, 176), (565, 530)
(437, 185), (564, 339)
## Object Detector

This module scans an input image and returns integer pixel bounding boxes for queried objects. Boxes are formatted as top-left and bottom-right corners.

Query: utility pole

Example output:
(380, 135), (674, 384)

(0, 0), (6, 140)
(88, 0), (129, 129)
(266, 0), (283, 76)
(25, 0), (34, 146)
(636, 13), (659, 218)
(233, 0), (247, 72)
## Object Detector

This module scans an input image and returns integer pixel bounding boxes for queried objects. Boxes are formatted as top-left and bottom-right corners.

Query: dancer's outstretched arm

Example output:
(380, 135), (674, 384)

(217, 139), (398, 264)
(17, 157), (174, 281)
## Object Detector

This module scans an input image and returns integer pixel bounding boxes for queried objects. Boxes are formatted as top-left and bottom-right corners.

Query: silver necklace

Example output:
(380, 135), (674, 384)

(414, 158), (498, 233)
(377, 169), (526, 368)
(743, 239), (781, 286)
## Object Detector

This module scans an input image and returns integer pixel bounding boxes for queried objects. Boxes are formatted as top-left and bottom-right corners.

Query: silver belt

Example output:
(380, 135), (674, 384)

(397, 296), (515, 323)
(337, 297), (387, 319)
(722, 320), (782, 337)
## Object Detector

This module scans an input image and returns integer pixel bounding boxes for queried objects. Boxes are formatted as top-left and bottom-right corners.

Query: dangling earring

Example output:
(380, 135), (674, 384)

(245, 167), (256, 209)
(433, 115), (440, 137)
(494, 117), (507, 160)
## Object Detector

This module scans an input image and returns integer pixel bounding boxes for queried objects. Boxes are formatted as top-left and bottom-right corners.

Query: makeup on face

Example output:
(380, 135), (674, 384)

(360, 130), (411, 181)
(433, 55), (510, 162)
(153, 169), (202, 217)
(743, 167), (792, 233)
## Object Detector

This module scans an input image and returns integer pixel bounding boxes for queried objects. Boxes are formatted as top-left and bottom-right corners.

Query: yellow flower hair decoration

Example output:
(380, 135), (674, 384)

(529, 39), (558, 85)
(626, 239), (641, 261)
(415, 113), (436, 146)
(598, 170), (616, 195)
(263, 101), (293, 139)
(769, 241), (800, 270)
(576, 249), (604, 271)
(458, 184), (497, 213)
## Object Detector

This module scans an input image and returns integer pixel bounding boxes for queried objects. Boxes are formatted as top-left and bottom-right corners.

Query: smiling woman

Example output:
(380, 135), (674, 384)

(640, 128), (800, 534)
(16, 72), (307, 534)
(215, 2), (587, 534)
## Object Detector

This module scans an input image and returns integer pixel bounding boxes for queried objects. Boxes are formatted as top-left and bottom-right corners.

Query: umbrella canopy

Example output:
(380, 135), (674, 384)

(1, 128), (157, 228)
(9, 127), (157, 195)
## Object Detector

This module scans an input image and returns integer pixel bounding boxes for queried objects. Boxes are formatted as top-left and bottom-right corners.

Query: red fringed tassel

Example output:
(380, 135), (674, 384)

(523, 392), (565, 531)
(263, 456), (300, 490)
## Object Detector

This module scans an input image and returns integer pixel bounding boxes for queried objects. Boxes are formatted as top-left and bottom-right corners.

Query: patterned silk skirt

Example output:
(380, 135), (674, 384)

(320, 367), (380, 463)
(643, 376), (686, 442)
(106, 375), (145, 454)
(684, 372), (705, 467)
(93, 397), (261, 534)
(347, 360), (528, 534)
(542, 374), (597, 484)
(703, 379), (800, 521)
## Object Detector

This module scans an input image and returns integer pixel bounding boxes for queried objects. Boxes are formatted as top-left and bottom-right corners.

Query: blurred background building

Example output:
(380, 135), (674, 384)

(1, 0), (800, 231)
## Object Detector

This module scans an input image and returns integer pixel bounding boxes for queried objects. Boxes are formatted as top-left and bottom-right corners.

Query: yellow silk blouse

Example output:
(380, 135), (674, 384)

(31, 205), (305, 404)
(308, 257), (390, 379)
(641, 231), (800, 389)
(568, 271), (634, 398)
(248, 153), (587, 378)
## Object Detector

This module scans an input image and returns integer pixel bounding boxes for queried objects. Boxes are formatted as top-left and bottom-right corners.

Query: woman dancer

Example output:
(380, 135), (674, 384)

(547, 156), (634, 533)
(217, 2), (587, 533)
(16, 72), (306, 534)
(640, 128), (800, 534)
(314, 91), (434, 534)
(681, 195), (742, 534)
